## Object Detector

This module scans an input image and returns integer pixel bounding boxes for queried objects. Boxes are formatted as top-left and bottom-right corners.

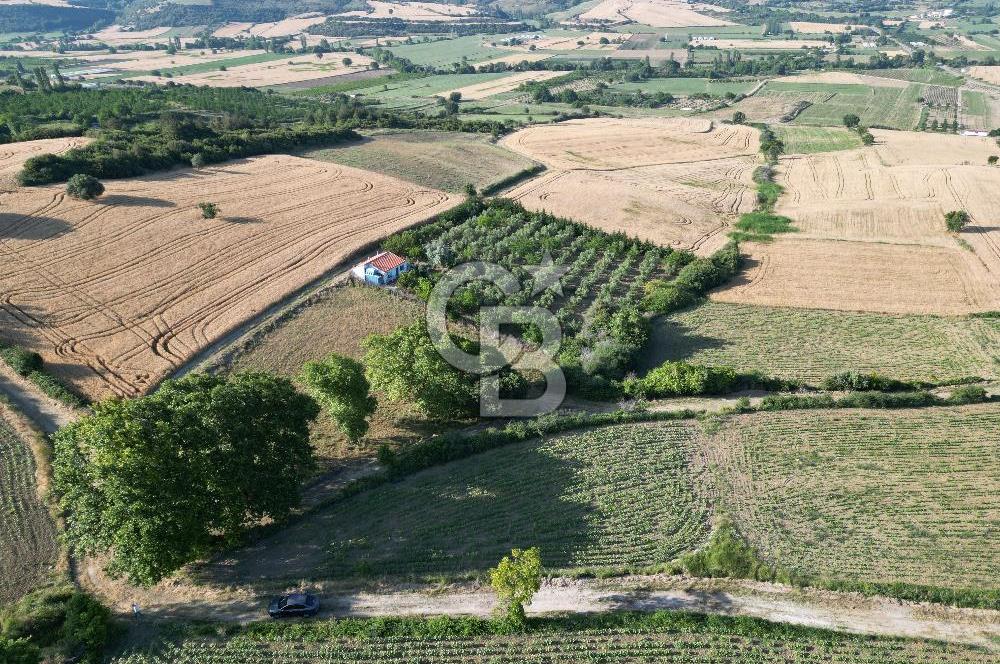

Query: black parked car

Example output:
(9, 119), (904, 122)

(268, 593), (320, 618)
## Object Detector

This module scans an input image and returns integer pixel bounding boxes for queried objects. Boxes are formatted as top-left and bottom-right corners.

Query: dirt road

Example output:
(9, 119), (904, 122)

(0, 363), (78, 434)
(89, 573), (1000, 650)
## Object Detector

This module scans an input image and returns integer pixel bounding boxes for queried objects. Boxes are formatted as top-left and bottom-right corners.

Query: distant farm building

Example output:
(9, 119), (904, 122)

(352, 251), (410, 285)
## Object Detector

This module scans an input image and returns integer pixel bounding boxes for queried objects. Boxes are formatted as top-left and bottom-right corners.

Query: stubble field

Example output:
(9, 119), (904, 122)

(714, 130), (1000, 314)
(578, 0), (734, 27)
(501, 118), (759, 253)
(128, 53), (374, 88)
(0, 136), (90, 188)
(0, 154), (456, 400)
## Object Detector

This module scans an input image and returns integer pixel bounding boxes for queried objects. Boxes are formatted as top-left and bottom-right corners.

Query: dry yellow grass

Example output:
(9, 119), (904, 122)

(0, 155), (456, 400)
(501, 118), (759, 252)
(211, 15), (330, 39)
(91, 25), (174, 46)
(443, 70), (564, 100)
(66, 49), (264, 79)
(128, 53), (373, 88)
(578, 0), (733, 26)
(713, 129), (1000, 314)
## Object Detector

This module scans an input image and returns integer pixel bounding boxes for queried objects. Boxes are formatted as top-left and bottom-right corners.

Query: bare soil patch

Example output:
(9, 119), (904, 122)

(0, 155), (456, 400)
(787, 21), (855, 33)
(501, 118), (759, 251)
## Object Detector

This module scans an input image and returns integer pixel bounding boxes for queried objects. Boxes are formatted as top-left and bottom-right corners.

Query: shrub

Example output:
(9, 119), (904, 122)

(61, 593), (112, 664)
(989, 155), (998, 165)
(190, 153), (206, 169)
(683, 521), (773, 581)
(821, 371), (910, 392)
(65, 174), (104, 200)
(944, 209), (970, 232)
(947, 384), (989, 404)
(0, 637), (40, 664)
(843, 113), (860, 128)
(624, 361), (738, 398)
(0, 345), (44, 376)
(732, 110), (746, 124)
(198, 202), (219, 219)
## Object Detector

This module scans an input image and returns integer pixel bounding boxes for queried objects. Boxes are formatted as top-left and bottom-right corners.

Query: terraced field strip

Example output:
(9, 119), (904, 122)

(501, 117), (759, 252)
(0, 410), (59, 604)
(650, 301), (1000, 383)
(699, 405), (1000, 590)
(0, 155), (457, 400)
(112, 625), (998, 663)
(198, 422), (710, 583)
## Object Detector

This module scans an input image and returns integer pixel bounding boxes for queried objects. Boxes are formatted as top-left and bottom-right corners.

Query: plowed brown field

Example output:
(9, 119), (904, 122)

(0, 155), (456, 399)
(713, 129), (1000, 314)
(501, 118), (759, 252)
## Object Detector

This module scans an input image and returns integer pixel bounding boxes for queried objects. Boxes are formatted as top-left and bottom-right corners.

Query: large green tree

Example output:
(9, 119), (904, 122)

(52, 372), (319, 586)
(298, 353), (376, 442)
(363, 322), (477, 420)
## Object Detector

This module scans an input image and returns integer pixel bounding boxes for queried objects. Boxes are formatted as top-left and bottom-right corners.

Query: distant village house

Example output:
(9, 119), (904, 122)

(352, 251), (410, 285)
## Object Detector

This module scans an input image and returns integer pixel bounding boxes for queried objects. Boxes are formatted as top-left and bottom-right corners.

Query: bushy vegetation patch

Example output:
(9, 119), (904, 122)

(0, 343), (85, 407)
(623, 361), (791, 398)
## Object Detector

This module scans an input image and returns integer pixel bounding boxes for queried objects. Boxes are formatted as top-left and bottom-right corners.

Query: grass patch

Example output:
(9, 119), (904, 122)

(730, 211), (795, 243)
(771, 125), (863, 154)
(646, 301), (1000, 383)
(301, 129), (537, 193)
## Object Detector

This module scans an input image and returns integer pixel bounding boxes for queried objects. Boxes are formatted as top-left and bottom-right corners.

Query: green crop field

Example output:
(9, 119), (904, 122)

(773, 81), (924, 129)
(962, 89), (991, 130)
(111, 614), (998, 663)
(199, 422), (710, 583)
(707, 405), (1000, 590)
(861, 68), (965, 86)
(648, 302), (1000, 384)
(0, 412), (59, 604)
(771, 125), (862, 153)
(365, 72), (512, 109)
(610, 77), (758, 96)
(302, 129), (537, 193)
(384, 36), (515, 67)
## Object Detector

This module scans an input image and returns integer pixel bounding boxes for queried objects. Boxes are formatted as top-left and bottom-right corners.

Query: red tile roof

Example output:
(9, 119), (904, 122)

(369, 251), (407, 272)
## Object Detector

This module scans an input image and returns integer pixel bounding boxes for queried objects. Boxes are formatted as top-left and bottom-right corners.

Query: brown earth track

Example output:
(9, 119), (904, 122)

(0, 155), (457, 400)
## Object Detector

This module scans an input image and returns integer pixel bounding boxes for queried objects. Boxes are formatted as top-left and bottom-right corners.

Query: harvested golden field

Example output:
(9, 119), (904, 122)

(0, 137), (90, 188)
(787, 21), (855, 33)
(968, 65), (1000, 85)
(691, 38), (828, 49)
(578, 0), (733, 27)
(338, 0), (478, 20)
(714, 129), (1000, 314)
(476, 52), (553, 66)
(444, 70), (564, 100)
(501, 118), (759, 252)
(91, 25), (175, 46)
(528, 31), (627, 50)
(128, 53), (373, 88)
(211, 15), (330, 39)
(773, 70), (910, 88)
(64, 49), (266, 79)
(0, 155), (456, 400)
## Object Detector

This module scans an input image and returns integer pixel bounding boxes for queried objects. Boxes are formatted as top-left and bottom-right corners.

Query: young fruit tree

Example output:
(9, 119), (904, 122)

(298, 353), (377, 443)
(52, 372), (319, 585)
(489, 547), (542, 627)
(65, 174), (104, 200)
(944, 209), (970, 232)
(198, 202), (219, 219)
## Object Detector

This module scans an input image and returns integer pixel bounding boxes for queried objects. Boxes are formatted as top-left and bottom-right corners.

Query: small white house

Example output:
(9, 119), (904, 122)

(351, 251), (410, 286)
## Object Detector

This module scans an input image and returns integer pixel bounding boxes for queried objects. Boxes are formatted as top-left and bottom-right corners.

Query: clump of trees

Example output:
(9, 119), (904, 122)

(945, 209), (970, 232)
(52, 372), (319, 585)
(299, 353), (376, 443)
(65, 174), (104, 200)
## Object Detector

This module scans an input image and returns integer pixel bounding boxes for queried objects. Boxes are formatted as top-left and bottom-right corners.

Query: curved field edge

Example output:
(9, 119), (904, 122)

(192, 405), (1000, 606)
(109, 609), (1000, 663)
